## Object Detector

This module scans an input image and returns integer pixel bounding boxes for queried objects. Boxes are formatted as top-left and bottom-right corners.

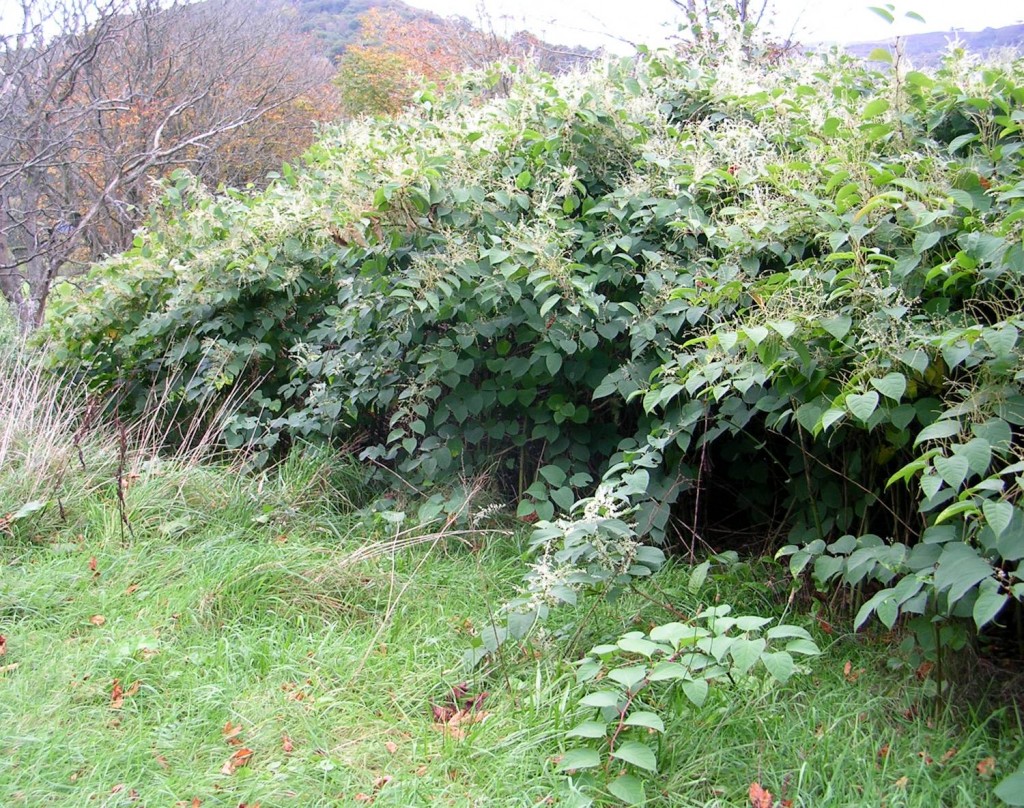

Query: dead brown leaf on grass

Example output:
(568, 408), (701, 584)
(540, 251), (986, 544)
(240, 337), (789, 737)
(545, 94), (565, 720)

(223, 721), (244, 745)
(748, 782), (773, 808)
(220, 747), (254, 775)
(432, 708), (491, 739)
(978, 757), (997, 778)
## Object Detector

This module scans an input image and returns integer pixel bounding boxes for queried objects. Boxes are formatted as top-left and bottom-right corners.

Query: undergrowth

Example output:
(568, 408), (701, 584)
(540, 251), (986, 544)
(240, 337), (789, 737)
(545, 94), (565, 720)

(1, 402), (1020, 805)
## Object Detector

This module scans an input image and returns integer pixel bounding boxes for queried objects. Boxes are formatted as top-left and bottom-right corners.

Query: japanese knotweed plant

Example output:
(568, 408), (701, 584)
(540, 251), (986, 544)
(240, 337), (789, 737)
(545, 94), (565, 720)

(557, 600), (819, 805)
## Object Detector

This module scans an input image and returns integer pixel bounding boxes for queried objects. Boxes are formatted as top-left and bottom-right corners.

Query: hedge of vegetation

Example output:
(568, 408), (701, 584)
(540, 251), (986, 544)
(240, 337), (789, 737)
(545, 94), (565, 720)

(52, 38), (1024, 671)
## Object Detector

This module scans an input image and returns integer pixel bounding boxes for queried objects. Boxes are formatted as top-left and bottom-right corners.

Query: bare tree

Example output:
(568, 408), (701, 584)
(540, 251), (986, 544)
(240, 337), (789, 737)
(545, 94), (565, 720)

(671, 0), (772, 29)
(0, 0), (333, 334)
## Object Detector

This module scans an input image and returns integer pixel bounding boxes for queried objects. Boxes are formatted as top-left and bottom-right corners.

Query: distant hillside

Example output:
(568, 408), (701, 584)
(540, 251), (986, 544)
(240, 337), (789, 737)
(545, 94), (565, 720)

(262, 0), (596, 65)
(843, 22), (1024, 64)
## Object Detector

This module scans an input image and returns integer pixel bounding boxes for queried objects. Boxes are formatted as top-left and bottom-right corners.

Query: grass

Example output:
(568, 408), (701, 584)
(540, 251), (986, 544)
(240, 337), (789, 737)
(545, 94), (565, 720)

(0, 355), (1021, 806)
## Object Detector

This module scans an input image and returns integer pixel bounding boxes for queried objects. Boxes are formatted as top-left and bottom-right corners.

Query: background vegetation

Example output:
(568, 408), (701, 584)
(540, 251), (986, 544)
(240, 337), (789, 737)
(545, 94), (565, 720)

(3, 1), (1024, 804)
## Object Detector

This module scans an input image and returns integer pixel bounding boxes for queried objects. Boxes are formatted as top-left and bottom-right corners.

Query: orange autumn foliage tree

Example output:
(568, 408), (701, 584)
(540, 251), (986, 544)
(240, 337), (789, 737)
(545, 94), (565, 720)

(333, 7), (595, 118)
(0, 0), (339, 334)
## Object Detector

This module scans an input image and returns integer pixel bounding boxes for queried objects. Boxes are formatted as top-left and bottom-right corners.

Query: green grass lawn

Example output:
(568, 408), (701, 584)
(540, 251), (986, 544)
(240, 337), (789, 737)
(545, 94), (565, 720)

(1, 452), (1021, 806)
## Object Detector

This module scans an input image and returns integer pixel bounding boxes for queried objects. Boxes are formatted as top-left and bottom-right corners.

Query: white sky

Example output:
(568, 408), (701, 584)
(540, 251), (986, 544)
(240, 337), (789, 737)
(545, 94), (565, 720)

(403, 0), (1024, 52)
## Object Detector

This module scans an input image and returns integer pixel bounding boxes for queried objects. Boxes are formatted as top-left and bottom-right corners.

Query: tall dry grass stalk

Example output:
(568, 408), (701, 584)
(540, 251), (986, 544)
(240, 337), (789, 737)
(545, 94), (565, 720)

(0, 341), (253, 521)
(0, 350), (104, 509)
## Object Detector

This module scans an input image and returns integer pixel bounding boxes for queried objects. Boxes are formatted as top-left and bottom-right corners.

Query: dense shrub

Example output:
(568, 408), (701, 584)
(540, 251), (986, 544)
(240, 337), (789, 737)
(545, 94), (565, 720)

(52, 42), (1024, 660)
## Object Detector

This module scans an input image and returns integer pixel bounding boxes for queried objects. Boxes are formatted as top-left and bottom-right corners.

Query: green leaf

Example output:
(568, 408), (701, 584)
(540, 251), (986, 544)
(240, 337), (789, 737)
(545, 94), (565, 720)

(769, 320), (797, 338)
(734, 616), (772, 631)
(761, 651), (796, 683)
(608, 665), (648, 689)
(819, 407), (846, 432)
(934, 500), (979, 524)
(915, 420), (961, 446)
(558, 747), (602, 771)
(876, 597), (899, 629)
(973, 579), (1007, 629)
(934, 543), (993, 604)
(730, 637), (766, 675)
(611, 740), (658, 773)
(566, 720), (608, 739)
(983, 500), (1014, 537)
(995, 769), (1024, 805)
(12, 500), (47, 520)
(546, 353), (562, 376)
(785, 638), (821, 656)
(515, 171), (532, 190)
(507, 608), (537, 639)
(867, 48), (893, 64)
(870, 372), (906, 401)
(765, 625), (812, 641)
(538, 464), (566, 486)
(617, 635), (664, 657)
(820, 315), (853, 340)
(863, 98), (890, 119)
(953, 438), (992, 476)
(648, 661), (690, 681)
(972, 419), (1012, 453)
(855, 588), (890, 630)
(868, 6), (895, 24)
(608, 774), (646, 805)
(624, 711), (665, 732)
(681, 678), (708, 707)
(580, 690), (622, 708)
(688, 560), (710, 593)
(576, 659), (602, 683)
(745, 325), (769, 345)
(649, 623), (694, 646)
(551, 486), (575, 511)
(846, 391), (879, 422)
(934, 454), (970, 490)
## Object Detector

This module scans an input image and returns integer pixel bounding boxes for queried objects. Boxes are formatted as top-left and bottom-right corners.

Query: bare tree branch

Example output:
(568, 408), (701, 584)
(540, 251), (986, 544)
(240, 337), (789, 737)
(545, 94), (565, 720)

(0, 0), (335, 334)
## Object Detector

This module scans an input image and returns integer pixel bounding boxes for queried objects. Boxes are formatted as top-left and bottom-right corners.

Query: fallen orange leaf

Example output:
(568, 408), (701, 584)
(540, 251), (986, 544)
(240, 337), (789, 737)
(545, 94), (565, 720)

(220, 747), (254, 775)
(223, 721), (243, 744)
(940, 748), (957, 765)
(354, 794), (373, 803)
(749, 781), (773, 808)
(89, 615), (106, 626)
(0, 634), (6, 655)
(111, 679), (124, 709)
(978, 757), (996, 778)
(88, 556), (97, 573)
(894, 776), (909, 789)
(282, 734), (294, 754)
(385, 741), (398, 754)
